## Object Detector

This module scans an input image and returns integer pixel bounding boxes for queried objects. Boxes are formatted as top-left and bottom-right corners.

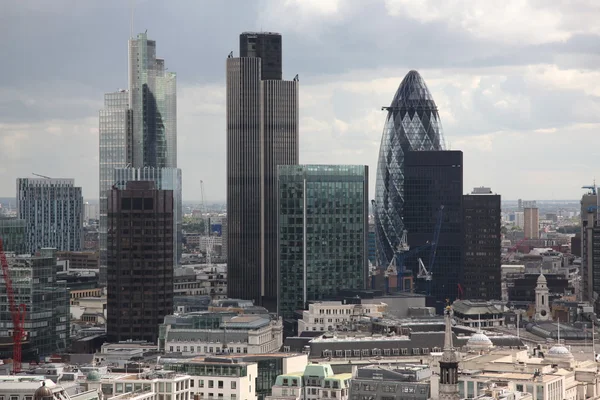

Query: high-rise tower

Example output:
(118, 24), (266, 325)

(129, 32), (177, 169)
(439, 305), (460, 400)
(463, 187), (502, 300)
(227, 32), (299, 308)
(374, 70), (445, 269)
(99, 33), (180, 284)
(17, 178), (83, 254)
(106, 181), (174, 343)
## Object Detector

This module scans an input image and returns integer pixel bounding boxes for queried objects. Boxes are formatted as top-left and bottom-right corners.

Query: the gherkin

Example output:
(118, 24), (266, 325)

(374, 70), (446, 268)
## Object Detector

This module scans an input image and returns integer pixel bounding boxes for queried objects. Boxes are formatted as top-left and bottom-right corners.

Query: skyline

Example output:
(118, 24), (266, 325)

(2, 0), (600, 201)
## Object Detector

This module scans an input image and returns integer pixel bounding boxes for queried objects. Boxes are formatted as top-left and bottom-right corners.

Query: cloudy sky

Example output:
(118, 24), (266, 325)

(2, 0), (600, 202)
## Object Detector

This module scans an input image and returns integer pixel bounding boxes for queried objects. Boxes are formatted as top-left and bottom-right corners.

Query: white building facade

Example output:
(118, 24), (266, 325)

(297, 301), (386, 335)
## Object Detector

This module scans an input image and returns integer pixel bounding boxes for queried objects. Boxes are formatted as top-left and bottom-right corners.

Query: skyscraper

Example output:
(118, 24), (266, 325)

(129, 32), (177, 169)
(277, 165), (369, 319)
(463, 187), (501, 300)
(227, 32), (299, 308)
(403, 150), (463, 305)
(581, 189), (598, 303)
(99, 90), (131, 284)
(106, 181), (174, 343)
(17, 178), (83, 254)
(524, 205), (539, 239)
(374, 70), (445, 270)
(1, 249), (69, 358)
(99, 33), (179, 284)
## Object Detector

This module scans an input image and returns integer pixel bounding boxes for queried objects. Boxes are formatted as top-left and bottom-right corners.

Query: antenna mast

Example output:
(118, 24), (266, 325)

(130, 0), (134, 38)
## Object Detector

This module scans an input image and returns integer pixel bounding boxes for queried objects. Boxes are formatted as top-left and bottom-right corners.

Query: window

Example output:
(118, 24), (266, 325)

(393, 348), (400, 355)
(231, 381), (237, 389)
(209, 381), (214, 389)
(401, 348), (408, 355)
(190, 380), (194, 388)
(218, 381), (223, 389)
(166, 383), (172, 392)
(200, 380), (204, 388)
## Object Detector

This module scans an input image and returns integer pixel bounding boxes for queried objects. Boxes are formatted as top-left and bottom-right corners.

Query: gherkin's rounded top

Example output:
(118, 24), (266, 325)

(390, 70), (437, 109)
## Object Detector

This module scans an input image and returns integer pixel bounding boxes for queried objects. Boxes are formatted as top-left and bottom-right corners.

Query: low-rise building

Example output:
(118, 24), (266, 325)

(162, 356), (257, 400)
(452, 300), (505, 328)
(81, 370), (192, 400)
(159, 313), (282, 355)
(266, 363), (352, 400)
(349, 364), (431, 400)
(161, 353), (308, 400)
(174, 265), (227, 299)
(0, 376), (99, 400)
(297, 301), (386, 335)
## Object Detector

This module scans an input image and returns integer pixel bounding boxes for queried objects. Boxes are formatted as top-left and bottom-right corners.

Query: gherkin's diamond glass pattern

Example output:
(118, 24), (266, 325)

(374, 71), (446, 267)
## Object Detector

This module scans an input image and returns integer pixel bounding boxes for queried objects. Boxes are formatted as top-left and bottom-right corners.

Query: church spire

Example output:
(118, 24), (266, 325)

(439, 302), (460, 400)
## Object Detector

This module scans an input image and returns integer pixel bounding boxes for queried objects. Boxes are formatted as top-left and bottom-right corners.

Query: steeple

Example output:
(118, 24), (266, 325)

(439, 303), (460, 400)
(443, 305), (454, 351)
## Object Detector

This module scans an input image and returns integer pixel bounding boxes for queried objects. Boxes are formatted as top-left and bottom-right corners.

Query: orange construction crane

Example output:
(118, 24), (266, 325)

(0, 239), (26, 373)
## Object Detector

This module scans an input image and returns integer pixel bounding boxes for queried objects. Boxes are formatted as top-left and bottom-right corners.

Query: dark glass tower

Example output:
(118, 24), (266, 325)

(106, 181), (174, 343)
(277, 165), (369, 319)
(239, 32), (282, 80)
(403, 151), (463, 305)
(374, 70), (445, 269)
(463, 188), (502, 300)
(227, 32), (299, 308)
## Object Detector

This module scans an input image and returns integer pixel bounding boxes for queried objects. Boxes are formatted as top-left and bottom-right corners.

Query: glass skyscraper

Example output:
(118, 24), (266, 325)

(277, 165), (368, 319)
(374, 70), (446, 268)
(17, 178), (83, 254)
(227, 32), (299, 309)
(0, 218), (26, 254)
(0, 249), (69, 359)
(129, 32), (177, 169)
(99, 90), (131, 284)
(99, 33), (178, 284)
(403, 151), (463, 306)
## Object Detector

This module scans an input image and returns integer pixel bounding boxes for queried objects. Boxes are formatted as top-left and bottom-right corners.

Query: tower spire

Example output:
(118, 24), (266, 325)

(439, 302), (460, 400)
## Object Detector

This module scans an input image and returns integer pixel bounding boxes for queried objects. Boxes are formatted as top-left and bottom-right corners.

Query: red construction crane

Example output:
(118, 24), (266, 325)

(0, 239), (26, 374)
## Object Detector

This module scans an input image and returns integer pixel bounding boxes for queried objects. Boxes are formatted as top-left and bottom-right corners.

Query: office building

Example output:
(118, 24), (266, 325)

(581, 190), (599, 305)
(159, 313), (283, 355)
(0, 249), (69, 359)
(463, 187), (501, 300)
(98, 90), (131, 285)
(99, 32), (178, 284)
(349, 364), (431, 400)
(524, 205), (540, 239)
(266, 363), (352, 400)
(403, 151), (463, 304)
(277, 165), (368, 319)
(114, 167), (182, 265)
(0, 217), (25, 254)
(227, 32), (299, 308)
(129, 32), (177, 169)
(106, 181), (174, 343)
(17, 178), (83, 254)
(374, 70), (446, 269)
(368, 222), (376, 265)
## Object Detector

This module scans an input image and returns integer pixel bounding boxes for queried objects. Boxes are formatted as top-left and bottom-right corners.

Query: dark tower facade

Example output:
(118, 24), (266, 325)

(227, 32), (299, 309)
(463, 188), (502, 300)
(403, 151), (463, 305)
(239, 32), (282, 80)
(106, 181), (174, 343)
(374, 70), (445, 270)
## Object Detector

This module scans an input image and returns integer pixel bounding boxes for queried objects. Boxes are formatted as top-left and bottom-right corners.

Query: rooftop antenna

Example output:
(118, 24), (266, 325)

(130, 0), (134, 39)
(557, 317), (561, 344)
(478, 313), (482, 333)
